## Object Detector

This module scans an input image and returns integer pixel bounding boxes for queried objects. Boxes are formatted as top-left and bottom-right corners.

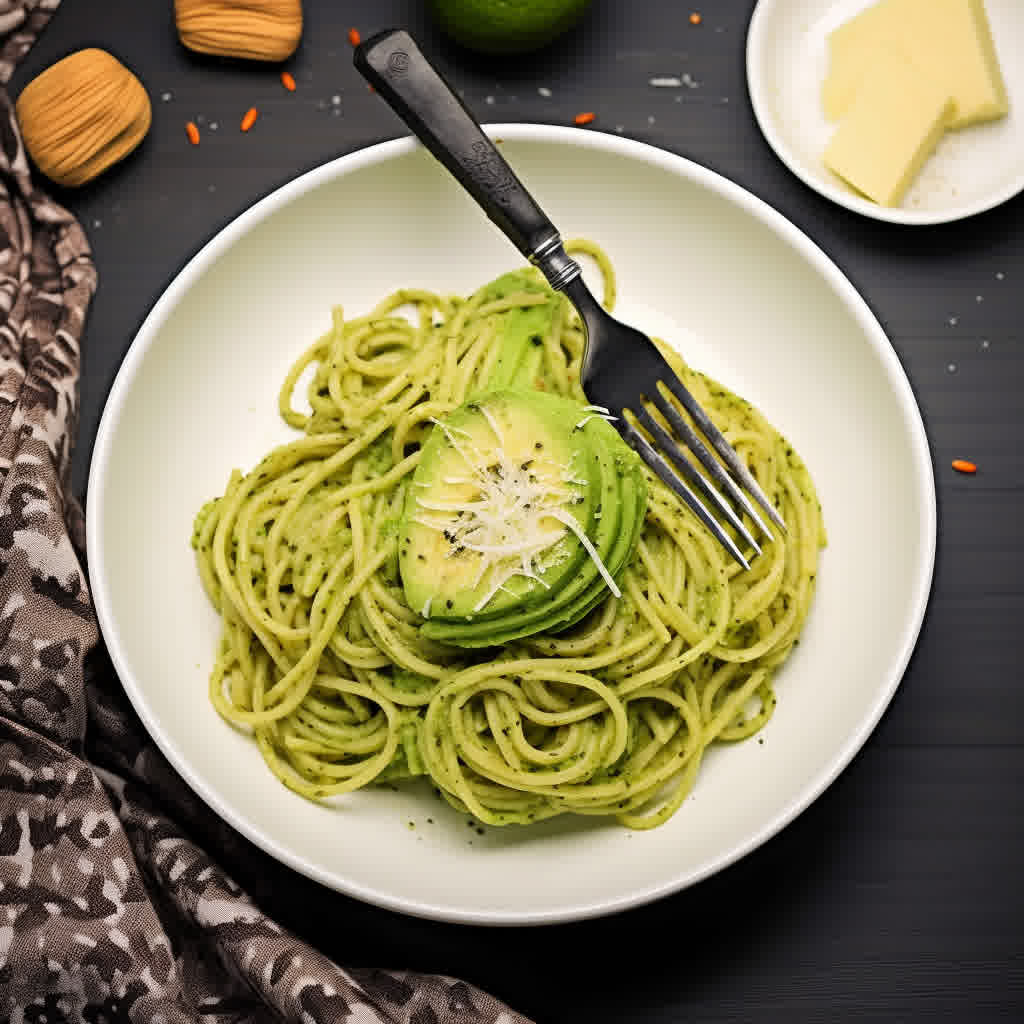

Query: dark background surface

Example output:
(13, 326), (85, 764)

(11, 1), (1023, 1020)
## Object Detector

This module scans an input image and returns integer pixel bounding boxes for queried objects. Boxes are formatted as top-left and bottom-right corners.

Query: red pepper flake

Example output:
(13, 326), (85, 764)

(573, 111), (596, 126)
(240, 107), (259, 132)
(185, 121), (200, 145)
(951, 459), (977, 474)
(348, 27), (362, 46)
(689, 11), (703, 25)
(280, 71), (296, 92)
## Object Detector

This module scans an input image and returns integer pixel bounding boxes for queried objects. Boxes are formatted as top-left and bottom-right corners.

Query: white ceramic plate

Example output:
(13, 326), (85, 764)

(86, 124), (935, 926)
(746, 0), (1024, 224)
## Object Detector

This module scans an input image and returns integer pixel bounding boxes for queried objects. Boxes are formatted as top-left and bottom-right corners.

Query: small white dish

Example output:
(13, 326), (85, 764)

(86, 124), (936, 925)
(746, 0), (1024, 224)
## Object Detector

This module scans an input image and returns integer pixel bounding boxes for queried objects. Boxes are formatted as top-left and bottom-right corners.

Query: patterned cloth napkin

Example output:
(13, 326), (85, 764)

(0, 3), (534, 1020)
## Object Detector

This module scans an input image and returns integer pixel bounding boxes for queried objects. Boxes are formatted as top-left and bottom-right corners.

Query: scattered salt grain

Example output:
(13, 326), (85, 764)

(975, 295), (984, 303)
(92, 219), (101, 228)
(538, 86), (552, 97)
(649, 76), (682, 88)
(485, 95), (495, 105)
(681, 72), (700, 89)
(947, 362), (957, 373)
(161, 91), (172, 102)
(331, 94), (341, 106)
(647, 115), (656, 124)
(615, 125), (624, 133)
(995, 271), (1005, 280)
(209, 121), (218, 131)
(981, 339), (990, 350)
(948, 316), (958, 326)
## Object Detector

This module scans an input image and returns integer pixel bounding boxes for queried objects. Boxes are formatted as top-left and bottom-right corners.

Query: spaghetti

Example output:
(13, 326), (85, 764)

(192, 242), (825, 829)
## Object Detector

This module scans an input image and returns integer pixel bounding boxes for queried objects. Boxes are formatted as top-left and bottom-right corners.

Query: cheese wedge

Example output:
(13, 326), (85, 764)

(823, 45), (954, 206)
(823, 0), (1008, 130)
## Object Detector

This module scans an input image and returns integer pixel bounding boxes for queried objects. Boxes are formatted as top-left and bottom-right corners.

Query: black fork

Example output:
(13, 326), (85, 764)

(354, 28), (785, 569)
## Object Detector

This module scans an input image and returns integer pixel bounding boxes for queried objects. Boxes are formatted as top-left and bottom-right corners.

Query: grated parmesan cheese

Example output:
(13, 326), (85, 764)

(416, 400), (620, 612)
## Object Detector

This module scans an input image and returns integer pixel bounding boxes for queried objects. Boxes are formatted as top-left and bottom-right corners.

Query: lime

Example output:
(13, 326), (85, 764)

(429, 0), (592, 55)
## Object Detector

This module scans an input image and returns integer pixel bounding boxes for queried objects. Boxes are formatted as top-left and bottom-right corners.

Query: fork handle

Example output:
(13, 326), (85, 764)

(353, 29), (581, 291)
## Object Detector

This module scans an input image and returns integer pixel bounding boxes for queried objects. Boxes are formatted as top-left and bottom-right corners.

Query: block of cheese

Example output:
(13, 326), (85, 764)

(822, 0), (902, 120)
(822, 0), (1008, 130)
(823, 45), (954, 206)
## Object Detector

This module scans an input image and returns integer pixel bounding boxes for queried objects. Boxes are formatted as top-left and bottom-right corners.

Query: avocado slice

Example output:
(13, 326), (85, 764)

(420, 413), (622, 641)
(398, 269), (649, 648)
(400, 389), (600, 622)
(428, 441), (646, 646)
(421, 414), (645, 647)
(538, 451), (648, 638)
(478, 271), (560, 393)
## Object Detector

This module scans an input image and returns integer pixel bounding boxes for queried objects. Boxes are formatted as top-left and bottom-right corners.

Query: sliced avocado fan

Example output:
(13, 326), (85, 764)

(398, 272), (648, 648)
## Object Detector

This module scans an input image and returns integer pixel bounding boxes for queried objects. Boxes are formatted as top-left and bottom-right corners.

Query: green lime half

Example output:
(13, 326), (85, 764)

(429, 0), (592, 55)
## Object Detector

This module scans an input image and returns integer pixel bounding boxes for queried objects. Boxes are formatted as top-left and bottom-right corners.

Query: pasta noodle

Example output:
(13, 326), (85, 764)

(192, 242), (826, 829)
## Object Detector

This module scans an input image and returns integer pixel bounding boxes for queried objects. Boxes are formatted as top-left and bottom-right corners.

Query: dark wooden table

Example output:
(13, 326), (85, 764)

(12, 1), (1023, 1020)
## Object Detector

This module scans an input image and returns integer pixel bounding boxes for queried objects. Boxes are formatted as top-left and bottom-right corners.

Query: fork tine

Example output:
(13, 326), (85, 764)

(660, 374), (787, 533)
(633, 405), (761, 556)
(648, 387), (773, 543)
(619, 421), (751, 571)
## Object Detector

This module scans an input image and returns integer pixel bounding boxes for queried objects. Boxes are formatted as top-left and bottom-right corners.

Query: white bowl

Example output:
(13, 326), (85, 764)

(746, 0), (1024, 224)
(86, 124), (936, 925)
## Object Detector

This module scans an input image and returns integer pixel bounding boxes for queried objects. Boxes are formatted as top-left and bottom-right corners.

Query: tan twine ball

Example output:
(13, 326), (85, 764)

(15, 48), (151, 187)
(174, 0), (303, 62)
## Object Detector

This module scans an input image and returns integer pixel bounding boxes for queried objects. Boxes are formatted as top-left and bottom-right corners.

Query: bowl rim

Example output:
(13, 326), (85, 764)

(85, 122), (937, 925)
(745, 0), (1024, 226)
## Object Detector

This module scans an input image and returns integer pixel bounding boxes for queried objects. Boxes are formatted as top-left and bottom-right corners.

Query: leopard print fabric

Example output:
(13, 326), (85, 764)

(0, 5), (535, 1020)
